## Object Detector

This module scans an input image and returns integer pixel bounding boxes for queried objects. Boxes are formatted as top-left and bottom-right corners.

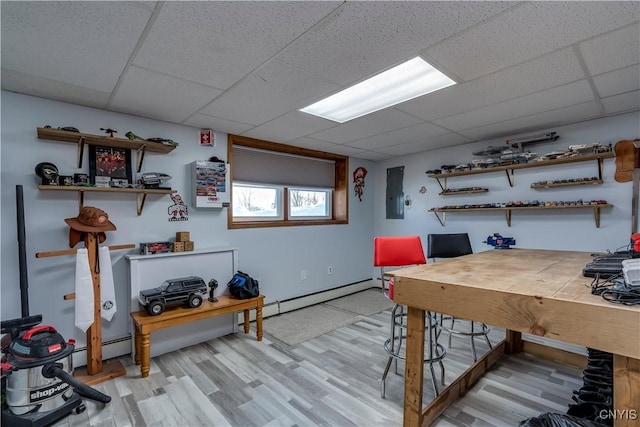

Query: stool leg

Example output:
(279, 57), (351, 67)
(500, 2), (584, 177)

(470, 321), (478, 362)
(483, 323), (493, 350)
(381, 355), (394, 398)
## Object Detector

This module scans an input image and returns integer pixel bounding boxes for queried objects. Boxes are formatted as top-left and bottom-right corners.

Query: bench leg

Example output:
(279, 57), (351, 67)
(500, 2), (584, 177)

(244, 309), (250, 333)
(141, 333), (151, 378)
(134, 327), (141, 365)
(256, 305), (263, 341)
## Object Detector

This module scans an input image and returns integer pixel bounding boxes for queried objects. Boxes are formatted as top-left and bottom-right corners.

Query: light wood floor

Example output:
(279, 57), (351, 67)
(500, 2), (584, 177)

(51, 306), (583, 426)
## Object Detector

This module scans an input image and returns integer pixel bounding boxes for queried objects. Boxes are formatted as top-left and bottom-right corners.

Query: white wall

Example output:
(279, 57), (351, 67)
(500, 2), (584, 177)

(0, 91), (375, 349)
(373, 112), (640, 257)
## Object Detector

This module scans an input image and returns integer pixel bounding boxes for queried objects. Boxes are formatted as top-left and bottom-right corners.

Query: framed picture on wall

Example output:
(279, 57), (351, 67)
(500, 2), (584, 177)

(89, 145), (133, 187)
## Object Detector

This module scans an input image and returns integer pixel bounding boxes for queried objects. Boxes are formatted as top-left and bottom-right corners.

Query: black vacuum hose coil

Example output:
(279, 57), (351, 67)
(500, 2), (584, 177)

(41, 363), (111, 404)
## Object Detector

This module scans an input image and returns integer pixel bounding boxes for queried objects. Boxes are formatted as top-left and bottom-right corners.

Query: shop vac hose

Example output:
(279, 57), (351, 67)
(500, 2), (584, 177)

(42, 363), (111, 404)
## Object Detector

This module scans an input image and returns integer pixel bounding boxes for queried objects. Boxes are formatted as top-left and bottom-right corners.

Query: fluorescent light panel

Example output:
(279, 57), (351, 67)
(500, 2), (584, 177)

(300, 57), (455, 123)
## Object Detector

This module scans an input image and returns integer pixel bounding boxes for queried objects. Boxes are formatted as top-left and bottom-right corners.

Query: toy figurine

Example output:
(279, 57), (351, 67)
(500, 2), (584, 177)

(100, 127), (117, 137)
(208, 278), (219, 302)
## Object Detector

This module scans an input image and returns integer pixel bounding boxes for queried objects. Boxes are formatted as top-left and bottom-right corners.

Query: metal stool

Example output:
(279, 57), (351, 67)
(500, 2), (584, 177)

(374, 236), (447, 398)
(427, 233), (492, 362)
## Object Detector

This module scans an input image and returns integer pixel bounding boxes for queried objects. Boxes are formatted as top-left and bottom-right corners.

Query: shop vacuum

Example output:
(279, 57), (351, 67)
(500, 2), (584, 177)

(1, 185), (111, 427)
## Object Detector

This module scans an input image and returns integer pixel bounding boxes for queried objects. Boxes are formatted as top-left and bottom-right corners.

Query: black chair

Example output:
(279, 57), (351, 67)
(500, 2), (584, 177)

(427, 233), (492, 361)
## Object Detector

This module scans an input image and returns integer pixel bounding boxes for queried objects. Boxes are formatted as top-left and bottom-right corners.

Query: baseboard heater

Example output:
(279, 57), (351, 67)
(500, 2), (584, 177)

(73, 279), (377, 365)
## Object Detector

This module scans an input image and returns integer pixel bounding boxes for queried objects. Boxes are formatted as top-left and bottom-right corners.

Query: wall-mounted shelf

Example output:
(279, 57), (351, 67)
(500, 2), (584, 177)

(439, 188), (489, 196)
(429, 203), (613, 227)
(428, 152), (613, 187)
(530, 179), (603, 189)
(38, 185), (176, 215)
(37, 127), (177, 172)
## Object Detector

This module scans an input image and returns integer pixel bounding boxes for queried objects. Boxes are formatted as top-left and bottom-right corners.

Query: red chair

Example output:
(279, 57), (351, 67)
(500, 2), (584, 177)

(374, 236), (446, 398)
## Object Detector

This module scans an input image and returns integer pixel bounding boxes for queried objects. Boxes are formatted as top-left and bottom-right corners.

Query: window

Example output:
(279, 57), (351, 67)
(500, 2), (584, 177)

(288, 188), (331, 219)
(228, 134), (348, 228)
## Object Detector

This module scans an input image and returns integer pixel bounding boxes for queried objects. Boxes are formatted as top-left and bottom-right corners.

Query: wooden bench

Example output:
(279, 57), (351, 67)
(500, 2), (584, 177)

(130, 294), (264, 378)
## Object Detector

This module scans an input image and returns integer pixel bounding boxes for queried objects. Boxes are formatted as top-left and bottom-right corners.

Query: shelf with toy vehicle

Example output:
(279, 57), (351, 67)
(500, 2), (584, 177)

(37, 127), (177, 172)
(530, 177), (603, 189)
(429, 200), (612, 227)
(438, 187), (489, 196)
(427, 152), (614, 188)
(37, 185), (176, 215)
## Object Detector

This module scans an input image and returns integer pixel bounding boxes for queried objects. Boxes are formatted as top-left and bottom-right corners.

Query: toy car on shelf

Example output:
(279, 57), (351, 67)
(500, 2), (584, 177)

(138, 276), (208, 315)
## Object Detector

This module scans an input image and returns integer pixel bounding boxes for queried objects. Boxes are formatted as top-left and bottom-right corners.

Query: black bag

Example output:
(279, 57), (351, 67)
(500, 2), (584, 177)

(227, 271), (260, 299)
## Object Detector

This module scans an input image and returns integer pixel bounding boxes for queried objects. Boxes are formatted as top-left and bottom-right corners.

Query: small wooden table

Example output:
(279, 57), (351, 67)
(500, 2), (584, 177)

(130, 294), (264, 378)
(391, 249), (640, 427)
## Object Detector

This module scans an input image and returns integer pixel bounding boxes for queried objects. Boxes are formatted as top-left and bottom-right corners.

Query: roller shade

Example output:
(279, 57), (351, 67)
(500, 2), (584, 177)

(232, 145), (335, 188)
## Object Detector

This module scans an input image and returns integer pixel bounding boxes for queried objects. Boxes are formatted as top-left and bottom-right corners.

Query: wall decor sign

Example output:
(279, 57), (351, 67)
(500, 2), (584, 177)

(353, 166), (368, 201)
(168, 193), (188, 221)
(89, 145), (132, 187)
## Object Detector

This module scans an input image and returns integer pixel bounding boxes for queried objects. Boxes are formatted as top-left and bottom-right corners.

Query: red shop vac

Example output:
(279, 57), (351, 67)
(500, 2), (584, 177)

(1, 185), (111, 427)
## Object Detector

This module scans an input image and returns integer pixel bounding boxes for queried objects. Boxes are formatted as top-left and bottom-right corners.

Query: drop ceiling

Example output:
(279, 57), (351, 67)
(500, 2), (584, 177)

(2, 1), (639, 161)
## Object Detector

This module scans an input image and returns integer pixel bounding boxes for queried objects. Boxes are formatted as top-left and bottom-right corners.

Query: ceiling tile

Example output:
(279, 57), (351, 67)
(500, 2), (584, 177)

(133, 2), (342, 89)
(109, 66), (223, 123)
(1, 2), (152, 92)
(433, 80), (595, 131)
(458, 102), (602, 141)
(1, 68), (110, 109)
(398, 48), (585, 121)
(347, 122), (450, 150)
(427, 2), (639, 80)
(325, 145), (367, 157)
(601, 90), (640, 115)
(199, 60), (340, 126)
(182, 113), (254, 135)
(376, 133), (473, 156)
(593, 65), (640, 98)
(276, 1), (517, 85)
(241, 110), (337, 143)
(352, 151), (390, 162)
(579, 23), (640, 76)
(308, 109), (423, 144)
(284, 137), (339, 151)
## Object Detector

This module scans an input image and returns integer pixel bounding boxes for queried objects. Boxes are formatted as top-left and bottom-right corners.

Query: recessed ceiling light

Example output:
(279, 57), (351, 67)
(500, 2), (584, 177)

(300, 56), (455, 123)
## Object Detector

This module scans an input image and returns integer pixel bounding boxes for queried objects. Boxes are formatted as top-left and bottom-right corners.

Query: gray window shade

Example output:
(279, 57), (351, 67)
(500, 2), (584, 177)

(232, 146), (335, 188)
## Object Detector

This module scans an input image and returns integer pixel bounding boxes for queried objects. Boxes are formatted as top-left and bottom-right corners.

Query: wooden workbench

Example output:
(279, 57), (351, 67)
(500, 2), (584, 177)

(391, 249), (640, 427)
(131, 295), (264, 378)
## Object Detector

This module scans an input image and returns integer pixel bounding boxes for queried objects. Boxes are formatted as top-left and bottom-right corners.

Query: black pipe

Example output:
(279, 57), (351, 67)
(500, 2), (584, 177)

(42, 363), (111, 404)
(16, 185), (29, 317)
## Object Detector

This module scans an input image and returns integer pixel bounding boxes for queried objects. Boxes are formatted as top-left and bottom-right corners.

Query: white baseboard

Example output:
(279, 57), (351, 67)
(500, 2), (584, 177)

(239, 279), (376, 323)
(72, 335), (132, 368)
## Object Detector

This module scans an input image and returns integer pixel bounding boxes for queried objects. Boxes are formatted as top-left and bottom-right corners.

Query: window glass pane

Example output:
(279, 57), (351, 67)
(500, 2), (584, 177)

(232, 184), (281, 218)
(289, 188), (330, 218)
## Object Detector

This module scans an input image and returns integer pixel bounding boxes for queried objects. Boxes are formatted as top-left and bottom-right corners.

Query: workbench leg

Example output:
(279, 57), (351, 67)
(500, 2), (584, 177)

(505, 329), (523, 354)
(256, 303), (263, 342)
(244, 309), (250, 333)
(404, 306), (425, 427)
(613, 355), (640, 426)
(141, 333), (150, 378)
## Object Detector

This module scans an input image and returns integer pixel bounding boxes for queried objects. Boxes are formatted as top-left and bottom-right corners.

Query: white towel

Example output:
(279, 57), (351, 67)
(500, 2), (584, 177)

(99, 246), (117, 321)
(75, 248), (94, 332)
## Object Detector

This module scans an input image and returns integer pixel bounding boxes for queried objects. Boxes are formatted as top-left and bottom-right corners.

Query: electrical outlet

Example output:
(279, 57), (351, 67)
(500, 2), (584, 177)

(327, 266), (333, 275)
(301, 270), (307, 280)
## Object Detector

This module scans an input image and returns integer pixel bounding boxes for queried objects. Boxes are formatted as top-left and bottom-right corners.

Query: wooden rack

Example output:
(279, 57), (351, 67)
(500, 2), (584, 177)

(36, 234), (135, 385)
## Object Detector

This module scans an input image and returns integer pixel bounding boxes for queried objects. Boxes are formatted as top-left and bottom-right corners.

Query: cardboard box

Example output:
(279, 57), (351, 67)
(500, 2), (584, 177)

(184, 241), (194, 251)
(172, 241), (185, 252)
(176, 231), (190, 242)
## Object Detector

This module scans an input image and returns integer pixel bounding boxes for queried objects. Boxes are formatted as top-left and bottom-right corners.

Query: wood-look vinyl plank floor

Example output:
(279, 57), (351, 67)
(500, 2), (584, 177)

(49, 307), (582, 427)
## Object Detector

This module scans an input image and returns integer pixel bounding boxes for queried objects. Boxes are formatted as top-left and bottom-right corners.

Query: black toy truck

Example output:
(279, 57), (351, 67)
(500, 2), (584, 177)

(138, 276), (208, 316)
